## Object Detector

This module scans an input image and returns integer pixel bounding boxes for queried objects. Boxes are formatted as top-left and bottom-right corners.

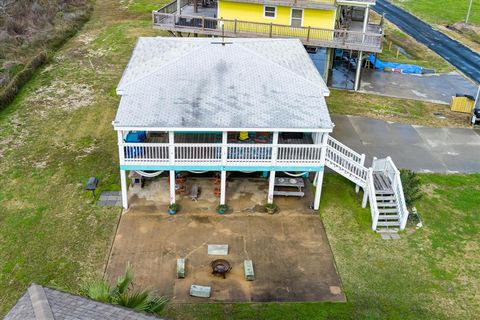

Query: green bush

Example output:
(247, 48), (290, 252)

(400, 169), (424, 209)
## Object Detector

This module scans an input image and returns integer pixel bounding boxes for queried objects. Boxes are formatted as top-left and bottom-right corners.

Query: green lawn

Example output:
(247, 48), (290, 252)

(0, 0), (479, 318)
(391, 0), (480, 26)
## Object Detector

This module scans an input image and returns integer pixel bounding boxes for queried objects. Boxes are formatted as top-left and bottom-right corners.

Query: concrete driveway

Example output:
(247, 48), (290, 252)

(360, 70), (478, 105)
(332, 115), (480, 173)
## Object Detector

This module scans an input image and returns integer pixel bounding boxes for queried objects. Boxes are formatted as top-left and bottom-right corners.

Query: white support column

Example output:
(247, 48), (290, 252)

(117, 130), (128, 209)
(220, 170), (227, 205)
(313, 133), (329, 210)
(362, 168), (372, 208)
(220, 131), (228, 205)
(169, 170), (176, 205)
(354, 50), (363, 91)
(267, 131), (279, 204)
(362, 6), (370, 41)
(168, 131), (176, 205)
(267, 171), (276, 204)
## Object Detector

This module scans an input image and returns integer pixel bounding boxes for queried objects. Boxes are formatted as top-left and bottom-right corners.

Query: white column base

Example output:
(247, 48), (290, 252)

(267, 171), (276, 204)
(120, 170), (128, 209)
(169, 170), (176, 205)
(362, 188), (369, 208)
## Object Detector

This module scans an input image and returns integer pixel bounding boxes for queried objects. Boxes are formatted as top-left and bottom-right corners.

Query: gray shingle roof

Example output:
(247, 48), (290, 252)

(4, 284), (164, 320)
(114, 37), (333, 132)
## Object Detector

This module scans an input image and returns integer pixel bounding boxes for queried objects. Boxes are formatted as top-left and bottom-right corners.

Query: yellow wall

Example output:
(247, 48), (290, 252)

(218, 1), (336, 29)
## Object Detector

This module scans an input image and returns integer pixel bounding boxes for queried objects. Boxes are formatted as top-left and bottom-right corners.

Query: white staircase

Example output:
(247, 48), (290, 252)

(325, 136), (409, 231)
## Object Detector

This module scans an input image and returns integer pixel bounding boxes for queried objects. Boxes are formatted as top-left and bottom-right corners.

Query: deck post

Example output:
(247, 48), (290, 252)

(176, 0), (181, 14)
(267, 131), (279, 204)
(354, 50), (363, 91)
(269, 23), (273, 38)
(234, 19), (237, 34)
(267, 171), (276, 204)
(362, 6), (369, 44)
(120, 169), (128, 209)
(313, 133), (329, 210)
(306, 26), (311, 42)
(169, 170), (176, 205)
(356, 153), (366, 193)
(220, 170), (227, 205)
(362, 168), (372, 208)
(117, 130), (128, 209)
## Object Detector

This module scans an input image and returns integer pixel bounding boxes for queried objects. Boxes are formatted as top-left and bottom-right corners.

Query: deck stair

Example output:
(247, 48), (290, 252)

(325, 136), (408, 230)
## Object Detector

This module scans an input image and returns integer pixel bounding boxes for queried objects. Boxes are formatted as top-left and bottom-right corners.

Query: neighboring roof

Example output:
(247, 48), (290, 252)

(5, 284), (164, 320)
(114, 37), (333, 132)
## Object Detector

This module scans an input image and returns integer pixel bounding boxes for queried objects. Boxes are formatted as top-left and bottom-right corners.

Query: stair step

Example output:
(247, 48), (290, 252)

(378, 208), (398, 213)
(378, 215), (400, 220)
(377, 202), (397, 208)
(377, 221), (401, 227)
(376, 196), (395, 201)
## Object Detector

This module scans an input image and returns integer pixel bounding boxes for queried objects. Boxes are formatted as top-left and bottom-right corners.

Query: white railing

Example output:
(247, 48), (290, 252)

(152, 12), (383, 52)
(383, 157), (409, 230)
(366, 168), (380, 230)
(325, 136), (368, 187)
(327, 136), (363, 163)
(121, 143), (324, 167)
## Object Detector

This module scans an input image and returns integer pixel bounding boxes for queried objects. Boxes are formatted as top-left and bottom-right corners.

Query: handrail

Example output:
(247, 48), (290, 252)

(325, 146), (368, 186)
(327, 136), (363, 163)
(367, 168), (380, 230)
(384, 157), (409, 230)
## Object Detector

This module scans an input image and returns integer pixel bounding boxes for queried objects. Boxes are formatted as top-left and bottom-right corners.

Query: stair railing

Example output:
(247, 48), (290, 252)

(366, 167), (380, 230)
(384, 157), (410, 230)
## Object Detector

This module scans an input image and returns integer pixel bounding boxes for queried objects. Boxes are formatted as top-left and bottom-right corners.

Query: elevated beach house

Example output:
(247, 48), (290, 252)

(113, 37), (409, 231)
(153, 0), (382, 90)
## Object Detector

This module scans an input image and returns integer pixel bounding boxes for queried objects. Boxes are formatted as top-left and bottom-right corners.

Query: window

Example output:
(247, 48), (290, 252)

(264, 6), (276, 18)
(291, 9), (303, 27)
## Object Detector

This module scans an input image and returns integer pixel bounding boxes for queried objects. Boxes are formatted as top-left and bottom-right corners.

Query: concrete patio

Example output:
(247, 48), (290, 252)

(105, 176), (345, 302)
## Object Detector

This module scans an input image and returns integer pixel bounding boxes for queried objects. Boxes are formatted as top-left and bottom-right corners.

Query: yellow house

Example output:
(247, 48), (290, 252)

(217, 0), (337, 30)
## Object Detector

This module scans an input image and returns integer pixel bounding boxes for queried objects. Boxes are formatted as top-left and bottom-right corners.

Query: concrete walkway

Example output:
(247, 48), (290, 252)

(360, 70), (478, 104)
(331, 115), (480, 173)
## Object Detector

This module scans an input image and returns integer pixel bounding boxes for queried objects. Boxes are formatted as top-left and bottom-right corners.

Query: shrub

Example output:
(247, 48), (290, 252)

(400, 169), (424, 209)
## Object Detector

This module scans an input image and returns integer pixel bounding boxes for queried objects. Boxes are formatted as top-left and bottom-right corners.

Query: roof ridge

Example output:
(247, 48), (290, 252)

(117, 38), (210, 93)
(28, 284), (54, 320)
(236, 42), (329, 95)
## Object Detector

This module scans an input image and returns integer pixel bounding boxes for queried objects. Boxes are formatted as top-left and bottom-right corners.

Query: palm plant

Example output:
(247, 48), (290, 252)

(81, 264), (168, 315)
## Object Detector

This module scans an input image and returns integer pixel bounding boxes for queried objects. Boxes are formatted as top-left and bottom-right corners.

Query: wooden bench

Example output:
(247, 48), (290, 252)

(176, 258), (185, 279)
(244, 260), (255, 281)
(190, 285), (211, 298)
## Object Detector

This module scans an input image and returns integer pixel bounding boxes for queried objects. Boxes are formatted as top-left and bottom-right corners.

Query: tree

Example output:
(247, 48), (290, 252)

(81, 265), (168, 315)
(400, 169), (423, 209)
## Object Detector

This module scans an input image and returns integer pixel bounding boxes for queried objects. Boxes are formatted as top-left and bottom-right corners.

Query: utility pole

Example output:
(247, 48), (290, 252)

(466, 0), (473, 23)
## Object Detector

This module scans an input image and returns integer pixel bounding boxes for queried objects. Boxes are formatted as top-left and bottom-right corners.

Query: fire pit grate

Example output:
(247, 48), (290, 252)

(211, 259), (231, 279)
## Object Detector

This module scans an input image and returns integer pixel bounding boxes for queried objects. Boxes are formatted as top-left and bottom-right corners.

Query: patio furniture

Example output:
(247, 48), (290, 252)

(86, 177), (99, 198)
(177, 258), (185, 278)
(129, 171), (144, 188)
(273, 177), (305, 197)
(190, 285), (211, 298)
(244, 260), (254, 281)
(190, 184), (200, 201)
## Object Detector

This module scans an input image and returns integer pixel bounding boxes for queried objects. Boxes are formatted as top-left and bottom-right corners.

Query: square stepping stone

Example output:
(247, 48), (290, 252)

(208, 244), (228, 256)
(97, 191), (122, 207)
(390, 233), (401, 240)
(380, 233), (392, 240)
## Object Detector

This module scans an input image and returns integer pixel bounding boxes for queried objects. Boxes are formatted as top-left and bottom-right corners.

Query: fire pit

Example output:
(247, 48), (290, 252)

(211, 259), (231, 279)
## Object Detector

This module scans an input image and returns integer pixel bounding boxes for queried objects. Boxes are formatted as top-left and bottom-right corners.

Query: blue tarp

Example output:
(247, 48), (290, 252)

(368, 54), (423, 74)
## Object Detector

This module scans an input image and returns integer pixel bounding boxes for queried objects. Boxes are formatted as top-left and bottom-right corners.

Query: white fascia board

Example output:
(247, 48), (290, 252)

(112, 126), (334, 133)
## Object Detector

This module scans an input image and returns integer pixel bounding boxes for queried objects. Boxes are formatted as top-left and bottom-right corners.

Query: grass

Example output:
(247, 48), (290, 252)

(0, 0), (478, 318)
(162, 174), (480, 319)
(390, 0), (480, 52)
(326, 89), (469, 128)
(391, 0), (480, 26)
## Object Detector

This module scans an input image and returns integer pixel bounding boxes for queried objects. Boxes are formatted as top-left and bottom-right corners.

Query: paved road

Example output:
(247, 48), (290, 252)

(331, 115), (480, 173)
(373, 0), (480, 84)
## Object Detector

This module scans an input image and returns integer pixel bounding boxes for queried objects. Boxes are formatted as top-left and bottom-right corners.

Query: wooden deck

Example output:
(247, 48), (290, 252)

(153, 3), (383, 52)
(373, 172), (392, 194)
